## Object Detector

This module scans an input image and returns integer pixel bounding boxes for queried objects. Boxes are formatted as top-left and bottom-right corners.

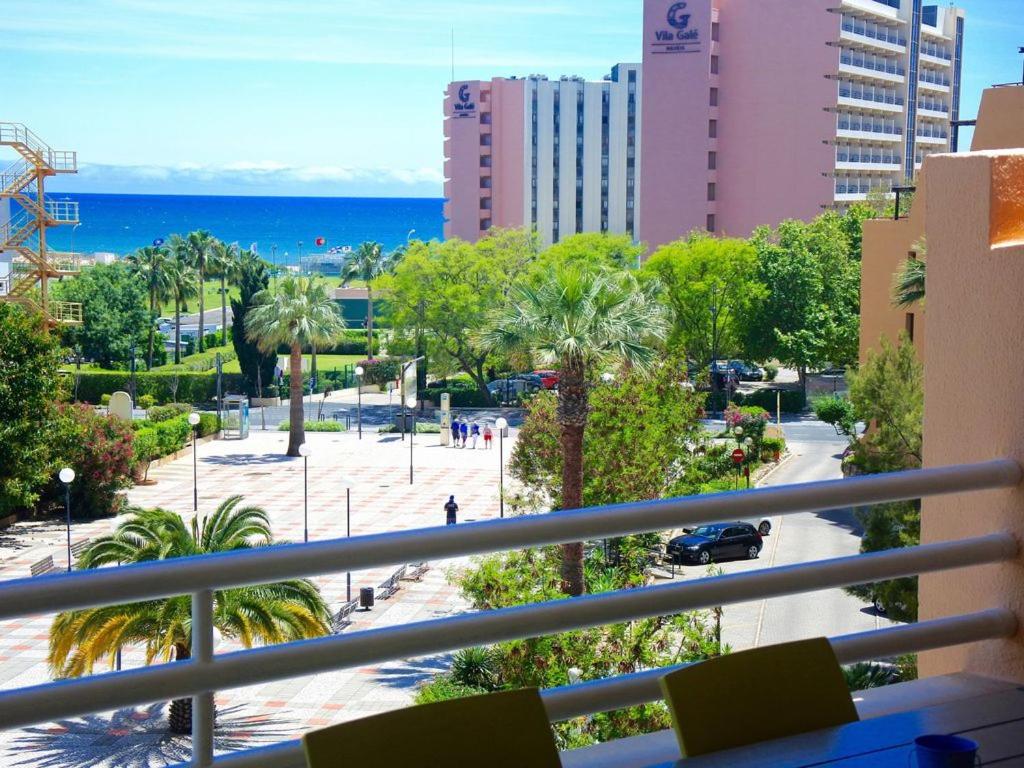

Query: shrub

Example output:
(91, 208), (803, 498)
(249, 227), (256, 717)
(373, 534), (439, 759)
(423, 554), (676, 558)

(100, 394), (112, 406)
(724, 405), (769, 447)
(75, 371), (247, 405)
(425, 384), (491, 408)
(414, 676), (489, 706)
(813, 395), (857, 437)
(50, 404), (135, 518)
(356, 358), (402, 386)
(197, 413), (220, 438)
(764, 362), (779, 382)
(146, 403), (193, 423)
(284, 331), (379, 357)
(760, 436), (786, 459)
(137, 394), (156, 410)
(277, 421), (346, 432)
(378, 422), (442, 434)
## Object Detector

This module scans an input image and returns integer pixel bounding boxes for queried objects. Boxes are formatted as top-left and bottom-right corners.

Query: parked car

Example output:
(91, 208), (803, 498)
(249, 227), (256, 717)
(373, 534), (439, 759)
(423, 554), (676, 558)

(488, 379), (528, 404)
(667, 523), (763, 565)
(533, 370), (559, 390)
(513, 373), (544, 392)
(710, 362), (739, 390)
(729, 360), (765, 382)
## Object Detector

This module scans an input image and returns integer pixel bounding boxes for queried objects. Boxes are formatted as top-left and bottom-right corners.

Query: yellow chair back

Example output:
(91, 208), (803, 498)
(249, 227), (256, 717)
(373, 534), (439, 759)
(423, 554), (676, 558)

(302, 687), (563, 768)
(660, 637), (858, 757)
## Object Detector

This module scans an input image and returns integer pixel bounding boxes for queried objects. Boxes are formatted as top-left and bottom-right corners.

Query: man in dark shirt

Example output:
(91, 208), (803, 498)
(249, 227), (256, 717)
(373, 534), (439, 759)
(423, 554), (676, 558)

(444, 495), (459, 525)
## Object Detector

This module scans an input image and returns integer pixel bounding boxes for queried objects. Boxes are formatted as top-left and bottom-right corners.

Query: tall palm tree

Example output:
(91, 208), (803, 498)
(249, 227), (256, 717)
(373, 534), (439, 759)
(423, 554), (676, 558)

(481, 265), (667, 596)
(48, 496), (331, 735)
(126, 245), (173, 369)
(341, 241), (395, 360)
(167, 236), (198, 364)
(184, 230), (218, 352)
(246, 276), (347, 455)
(211, 240), (239, 347)
(893, 238), (927, 309)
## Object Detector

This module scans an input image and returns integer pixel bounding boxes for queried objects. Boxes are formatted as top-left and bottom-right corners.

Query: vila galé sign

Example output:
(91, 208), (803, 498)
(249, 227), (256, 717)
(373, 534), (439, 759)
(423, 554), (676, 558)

(651, 1), (702, 55)
(452, 83), (478, 119)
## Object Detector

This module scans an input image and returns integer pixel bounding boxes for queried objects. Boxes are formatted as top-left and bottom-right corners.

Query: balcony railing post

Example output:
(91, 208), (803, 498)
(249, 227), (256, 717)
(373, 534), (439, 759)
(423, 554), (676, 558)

(192, 589), (215, 768)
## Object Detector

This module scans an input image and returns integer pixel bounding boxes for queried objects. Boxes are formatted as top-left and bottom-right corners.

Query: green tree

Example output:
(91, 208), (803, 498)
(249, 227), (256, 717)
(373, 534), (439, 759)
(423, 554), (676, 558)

(341, 241), (396, 360)
(48, 497), (331, 734)
(482, 265), (667, 596)
(125, 245), (173, 369)
(210, 239), (239, 347)
(534, 232), (643, 274)
(52, 263), (150, 369)
(845, 335), (923, 623)
(166, 238), (198, 365)
(642, 235), (764, 367)
(0, 304), (62, 515)
(183, 229), (218, 353)
(893, 240), (927, 309)
(245, 276), (346, 455)
(377, 230), (538, 400)
(230, 250), (277, 397)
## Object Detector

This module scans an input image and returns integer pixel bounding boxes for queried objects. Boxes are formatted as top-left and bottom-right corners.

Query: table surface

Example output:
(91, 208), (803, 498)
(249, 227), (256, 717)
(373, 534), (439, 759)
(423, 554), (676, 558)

(656, 687), (1024, 768)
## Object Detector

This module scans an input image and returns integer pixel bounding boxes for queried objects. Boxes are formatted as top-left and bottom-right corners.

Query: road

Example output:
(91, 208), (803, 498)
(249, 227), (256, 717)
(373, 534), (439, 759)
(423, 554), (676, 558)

(697, 419), (893, 651)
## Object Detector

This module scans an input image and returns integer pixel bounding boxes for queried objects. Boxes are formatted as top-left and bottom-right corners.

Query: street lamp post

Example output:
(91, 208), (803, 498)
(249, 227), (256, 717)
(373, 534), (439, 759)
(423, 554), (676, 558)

(299, 443), (311, 542)
(406, 396), (417, 485)
(495, 417), (508, 518)
(346, 487), (352, 602)
(188, 413), (201, 511)
(744, 437), (754, 488)
(355, 366), (365, 439)
(59, 468), (75, 571)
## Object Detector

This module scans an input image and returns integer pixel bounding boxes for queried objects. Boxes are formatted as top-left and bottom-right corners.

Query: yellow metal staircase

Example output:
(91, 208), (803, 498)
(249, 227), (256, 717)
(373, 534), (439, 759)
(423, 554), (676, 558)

(0, 122), (81, 325)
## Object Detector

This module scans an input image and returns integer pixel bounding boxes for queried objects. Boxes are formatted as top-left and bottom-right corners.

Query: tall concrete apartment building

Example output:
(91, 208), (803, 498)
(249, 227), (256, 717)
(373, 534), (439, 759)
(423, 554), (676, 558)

(443, 64), (641, 247)
(444, 0), (964, 249)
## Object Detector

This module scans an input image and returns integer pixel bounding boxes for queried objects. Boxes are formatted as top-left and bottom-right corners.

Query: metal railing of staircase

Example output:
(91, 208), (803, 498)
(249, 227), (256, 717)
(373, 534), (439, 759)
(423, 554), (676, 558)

(0, 458), (1018, 768)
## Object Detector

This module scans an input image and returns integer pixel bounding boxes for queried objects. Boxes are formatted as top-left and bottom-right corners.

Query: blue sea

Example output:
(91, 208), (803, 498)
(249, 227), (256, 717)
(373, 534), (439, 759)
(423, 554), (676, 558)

(43, 193), (445, 264)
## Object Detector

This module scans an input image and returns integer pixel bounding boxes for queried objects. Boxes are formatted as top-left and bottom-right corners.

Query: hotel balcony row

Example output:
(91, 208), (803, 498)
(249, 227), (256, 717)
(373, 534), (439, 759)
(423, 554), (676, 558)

(920, 69), (952, 92)
(839, 14), (907, 54)
(834, 175), (896, 201)
(839, 49), (905, 84)
(837, 79), (905, 114)
(835, 145), (903, 172)
(836, 112), (904, 142)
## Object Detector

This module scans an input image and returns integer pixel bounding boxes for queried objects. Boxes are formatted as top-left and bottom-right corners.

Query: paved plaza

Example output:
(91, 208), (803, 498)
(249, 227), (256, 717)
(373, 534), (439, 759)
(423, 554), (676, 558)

(0, 424), (516, 765)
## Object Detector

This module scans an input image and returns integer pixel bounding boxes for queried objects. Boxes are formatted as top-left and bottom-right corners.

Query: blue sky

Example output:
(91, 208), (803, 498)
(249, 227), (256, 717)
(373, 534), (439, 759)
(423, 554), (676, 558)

(3, 0), (1021, 198)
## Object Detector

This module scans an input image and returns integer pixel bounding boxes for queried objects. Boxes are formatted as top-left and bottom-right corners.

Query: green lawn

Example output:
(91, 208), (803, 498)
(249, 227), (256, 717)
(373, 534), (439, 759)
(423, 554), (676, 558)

(221, 353), (363, 374)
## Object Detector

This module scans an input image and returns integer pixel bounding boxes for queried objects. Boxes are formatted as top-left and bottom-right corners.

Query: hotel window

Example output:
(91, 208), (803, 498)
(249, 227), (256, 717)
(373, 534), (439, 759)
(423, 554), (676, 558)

(707, 182), (716, 201)
(480, 177), (492, 189)
(712, 22), (720, 42)
(706, 214), (716, 232)
(480, 197), (491, 210)
(905, 312), (915, 342)
(481, 218), (492, 230)
(481, 113), (492, 125)
(710, 55), (719, 75)
(710, 87), (719, 107)
(480, 91), (489, 103)
(709, 119), (717, 139)
(480, 156), (492, 168)
(480, 134), (492, 147)
(708, 151), (717, 170)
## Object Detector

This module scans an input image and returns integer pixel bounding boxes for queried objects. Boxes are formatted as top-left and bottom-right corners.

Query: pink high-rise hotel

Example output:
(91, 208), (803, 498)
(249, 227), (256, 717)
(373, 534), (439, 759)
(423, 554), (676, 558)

(444, 0), (965, 249)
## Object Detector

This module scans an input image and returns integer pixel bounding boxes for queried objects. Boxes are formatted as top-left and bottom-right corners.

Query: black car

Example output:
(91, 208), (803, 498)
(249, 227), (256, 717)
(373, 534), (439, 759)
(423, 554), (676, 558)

(667, 523), (763, 565)
(729, 360), (765, 382)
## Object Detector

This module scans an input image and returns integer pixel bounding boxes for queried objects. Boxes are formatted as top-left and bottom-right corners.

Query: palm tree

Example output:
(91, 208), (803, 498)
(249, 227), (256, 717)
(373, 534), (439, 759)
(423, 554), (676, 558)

(126, 245), (173, 369)
(184, 230), (218, 352)
(481, 265), (667, 596)
(48, 496), (331, 735)
(893, 238), (927, 309)
(246, 276), (347, 455)
(211, 240), (239, 347)
(341, 241), (396, 360)
(167, 236), (198, 364)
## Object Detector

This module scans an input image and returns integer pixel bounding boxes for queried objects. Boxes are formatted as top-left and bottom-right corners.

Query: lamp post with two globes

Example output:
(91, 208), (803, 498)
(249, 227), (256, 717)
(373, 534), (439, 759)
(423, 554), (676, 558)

(299, 443), (312, 542)
(495, 417), (508, 518)
(406, 396), (417, 484)
(354, 365), (365, 439)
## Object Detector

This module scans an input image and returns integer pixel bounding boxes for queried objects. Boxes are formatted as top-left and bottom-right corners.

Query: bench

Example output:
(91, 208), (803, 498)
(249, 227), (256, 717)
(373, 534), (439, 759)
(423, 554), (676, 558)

(402, 562), (430, 582)
(30, 555), (58, 577)
(377, 566), (407, 600)
(331, 599), (360, 633)
(70, 539), (91, 566)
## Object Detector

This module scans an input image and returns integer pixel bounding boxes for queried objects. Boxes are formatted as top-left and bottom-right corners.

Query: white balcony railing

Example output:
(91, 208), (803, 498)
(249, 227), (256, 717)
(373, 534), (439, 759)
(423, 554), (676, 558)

(840, 14), (907, 47)
(837, 113), (904, 137)
(920, 70), (952, 88)
(839, 50), (906, 78)
(0, 459), (1019, 768)
(838, 80), (904, 109)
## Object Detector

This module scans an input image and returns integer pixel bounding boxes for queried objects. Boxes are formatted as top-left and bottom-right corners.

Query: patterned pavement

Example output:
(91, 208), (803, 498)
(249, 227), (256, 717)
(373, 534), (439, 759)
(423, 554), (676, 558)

(0, 425), (517, 766)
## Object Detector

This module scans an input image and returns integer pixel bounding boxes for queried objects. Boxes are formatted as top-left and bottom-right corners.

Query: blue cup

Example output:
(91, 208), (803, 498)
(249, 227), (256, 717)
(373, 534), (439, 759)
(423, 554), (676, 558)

(911, 735), (980, 768)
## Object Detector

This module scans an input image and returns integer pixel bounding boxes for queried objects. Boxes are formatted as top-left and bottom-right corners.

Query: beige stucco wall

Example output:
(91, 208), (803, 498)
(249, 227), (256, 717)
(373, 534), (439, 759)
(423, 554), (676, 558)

(919, 150), (1024, 683)
(858, 85), (1024, 366)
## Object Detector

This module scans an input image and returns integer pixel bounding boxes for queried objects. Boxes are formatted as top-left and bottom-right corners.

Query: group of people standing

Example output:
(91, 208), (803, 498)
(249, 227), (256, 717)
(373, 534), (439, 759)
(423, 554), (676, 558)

(449, 417), (494, 449)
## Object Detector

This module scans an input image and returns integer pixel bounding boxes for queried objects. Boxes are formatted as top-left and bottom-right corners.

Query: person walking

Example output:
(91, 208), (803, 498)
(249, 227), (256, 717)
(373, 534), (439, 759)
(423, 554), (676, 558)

(483, 423), (493, 449)
(459, 419), (469, 448)
(444, 495), (459, 525)
(450, 417), (460, 448)
(470, 421), (481, 449)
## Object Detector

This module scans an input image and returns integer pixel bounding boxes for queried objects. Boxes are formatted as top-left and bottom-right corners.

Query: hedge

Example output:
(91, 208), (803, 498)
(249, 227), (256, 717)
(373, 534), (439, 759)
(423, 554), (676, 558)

(426, 386), (492, 408)
(146, 403), (193, 423)
(277, 421), (346, 432)
(281, 331), (379, 357)
(707, 388), (806, 414)
(74, 371), (247, 405)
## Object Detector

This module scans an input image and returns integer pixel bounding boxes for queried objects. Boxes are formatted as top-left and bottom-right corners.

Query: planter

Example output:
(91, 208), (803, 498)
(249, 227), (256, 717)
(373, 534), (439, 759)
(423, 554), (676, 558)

(252, 397), (281, 407)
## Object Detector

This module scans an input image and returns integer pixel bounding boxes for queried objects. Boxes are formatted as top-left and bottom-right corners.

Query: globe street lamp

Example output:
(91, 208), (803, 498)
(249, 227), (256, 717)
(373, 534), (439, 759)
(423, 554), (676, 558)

(59, 467), (75, 571)
(406, 396), (417, 485)
(601, 372), (615, 385)
(355, 366), (365, 439)
(188, 413), (201, 512)
(298, 443), (312, 542)
(495, 417), (509, 518)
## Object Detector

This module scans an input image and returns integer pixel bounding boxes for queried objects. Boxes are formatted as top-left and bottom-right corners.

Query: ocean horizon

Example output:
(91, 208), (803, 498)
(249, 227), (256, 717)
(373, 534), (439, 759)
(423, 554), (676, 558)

(40, 192), (445, 264)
